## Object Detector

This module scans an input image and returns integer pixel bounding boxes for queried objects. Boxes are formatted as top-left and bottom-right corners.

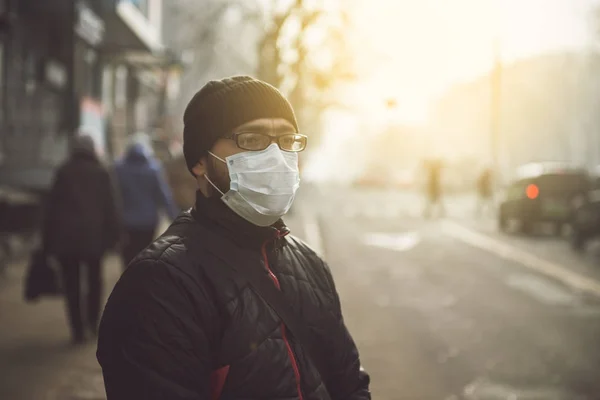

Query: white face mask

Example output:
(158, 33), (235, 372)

(205, 143), (300, 227)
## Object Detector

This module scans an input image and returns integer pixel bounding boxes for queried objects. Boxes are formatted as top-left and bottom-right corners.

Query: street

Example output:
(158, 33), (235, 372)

(2, 186), (600, 399)
(298, 185), (600, 400)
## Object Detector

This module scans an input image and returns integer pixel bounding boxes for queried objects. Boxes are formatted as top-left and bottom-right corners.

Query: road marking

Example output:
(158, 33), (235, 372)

(342, 205), (358, 219)
(303, 212), (325, 256)
(362, 232), (421, 252)
(341, 203), (418, 219)
(505, 273), (576, 306)
(442, 220), (600, 298)
(463, 378), (580, 400)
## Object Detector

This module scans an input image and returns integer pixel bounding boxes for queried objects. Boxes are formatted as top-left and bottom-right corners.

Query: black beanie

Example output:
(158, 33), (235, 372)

(183, 76), (298, 174)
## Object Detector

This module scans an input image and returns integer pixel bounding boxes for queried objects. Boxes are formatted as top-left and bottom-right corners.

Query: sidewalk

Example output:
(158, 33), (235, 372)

(0, 211), (310, 400)
(0, 252), (122, 400)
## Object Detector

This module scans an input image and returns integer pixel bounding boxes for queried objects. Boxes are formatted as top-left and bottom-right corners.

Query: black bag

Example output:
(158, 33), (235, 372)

(169, 222), (331, 399)
(24, 249), (61, 302)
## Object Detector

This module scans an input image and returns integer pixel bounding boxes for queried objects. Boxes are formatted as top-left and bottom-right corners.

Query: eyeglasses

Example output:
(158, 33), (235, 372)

(226, 132), (308, 152)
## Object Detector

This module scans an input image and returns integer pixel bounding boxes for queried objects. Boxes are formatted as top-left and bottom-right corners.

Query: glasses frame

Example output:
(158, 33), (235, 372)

(225, 131), (308, 152)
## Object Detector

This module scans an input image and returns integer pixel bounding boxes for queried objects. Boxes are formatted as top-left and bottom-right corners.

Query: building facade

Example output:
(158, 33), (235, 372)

(0, 0), (77, 190)
(102, 0), (166, 160)
(74, 0), (106, 158)
(0, 0), (170, 240)
(0, 0), (167, 191)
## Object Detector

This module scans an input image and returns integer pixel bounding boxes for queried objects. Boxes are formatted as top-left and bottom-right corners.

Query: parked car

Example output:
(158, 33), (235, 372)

(570, 167), (600, 250)
(498, 162), (589, 234)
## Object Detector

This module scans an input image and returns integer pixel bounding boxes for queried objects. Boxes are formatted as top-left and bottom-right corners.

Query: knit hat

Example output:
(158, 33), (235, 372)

(183, 76), (298, 174)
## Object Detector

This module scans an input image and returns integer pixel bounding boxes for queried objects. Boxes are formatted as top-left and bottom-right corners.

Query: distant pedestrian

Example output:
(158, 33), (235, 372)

(423, 158), (445, 218)
(114, 139), (179, 268)
(42, 134), (121, 344)
(476, 167), (494, 217)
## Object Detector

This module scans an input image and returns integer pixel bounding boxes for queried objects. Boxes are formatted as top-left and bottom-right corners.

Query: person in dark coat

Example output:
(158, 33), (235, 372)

(114, 140), (179, 268)
(43, 134), (120, 343)
(97, 76), (371, 400)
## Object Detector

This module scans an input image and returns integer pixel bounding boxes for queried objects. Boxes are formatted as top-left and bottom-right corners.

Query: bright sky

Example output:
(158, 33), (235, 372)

(347, 0), (598, 124)
(303, 0), (600, 181)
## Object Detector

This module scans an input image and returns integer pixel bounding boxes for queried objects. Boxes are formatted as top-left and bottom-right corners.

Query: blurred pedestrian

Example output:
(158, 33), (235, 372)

(114, 139), (179, 268)
(42, 134), (120, 344)
(476, 167), (494, 217)
(423, 158), (445, 219)
(97, 76), (370, 399)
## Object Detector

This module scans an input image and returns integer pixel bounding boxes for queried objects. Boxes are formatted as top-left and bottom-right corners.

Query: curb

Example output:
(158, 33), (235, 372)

(442, 220), (600, 298)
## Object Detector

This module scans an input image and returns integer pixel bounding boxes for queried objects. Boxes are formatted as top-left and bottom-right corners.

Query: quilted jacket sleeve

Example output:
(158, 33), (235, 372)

(97, 259), (214, 400)
(321, 259), (371, 400)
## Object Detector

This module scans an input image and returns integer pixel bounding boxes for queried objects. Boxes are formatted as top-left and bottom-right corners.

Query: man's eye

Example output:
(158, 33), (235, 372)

(245, 136), (261, 144)
(239, 134), (265, 147)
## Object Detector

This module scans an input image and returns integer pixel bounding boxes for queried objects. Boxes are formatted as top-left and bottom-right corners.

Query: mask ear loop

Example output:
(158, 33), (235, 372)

(204, 151), (227, 196)
(208, 151), (226, 164)
(204, 174), (225, 196)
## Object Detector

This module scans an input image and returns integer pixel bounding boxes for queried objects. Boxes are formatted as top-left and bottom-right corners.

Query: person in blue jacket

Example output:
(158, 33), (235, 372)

(115, 140), (179, 268)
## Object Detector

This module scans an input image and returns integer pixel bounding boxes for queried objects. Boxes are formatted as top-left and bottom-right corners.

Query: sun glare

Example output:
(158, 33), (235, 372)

(346, 0), (592, 124)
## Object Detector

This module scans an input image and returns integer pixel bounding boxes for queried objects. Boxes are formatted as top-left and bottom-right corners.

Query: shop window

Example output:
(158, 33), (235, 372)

(74, 40), (85, 97)
(101, 66), (113, 113)
(114, 65), (127, 108)
(91, 57), (102, 100)
(84, 48), (98, 98)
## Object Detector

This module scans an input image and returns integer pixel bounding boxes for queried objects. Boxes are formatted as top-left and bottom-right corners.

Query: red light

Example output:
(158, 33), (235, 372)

(526, 184), (539, 199)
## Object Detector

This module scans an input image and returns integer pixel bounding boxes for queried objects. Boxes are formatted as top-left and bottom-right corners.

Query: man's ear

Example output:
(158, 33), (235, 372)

(191, 156), (208, 177)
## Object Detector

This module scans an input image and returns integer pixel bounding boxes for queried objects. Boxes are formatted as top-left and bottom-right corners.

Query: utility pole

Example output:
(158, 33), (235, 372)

(490, 38), (502, 181)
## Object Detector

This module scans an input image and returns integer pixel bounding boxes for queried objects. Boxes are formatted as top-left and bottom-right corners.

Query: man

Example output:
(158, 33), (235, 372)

(114, 137), (179, 267)
(44, 134), (120, 343)
(97, 76), (370, 400)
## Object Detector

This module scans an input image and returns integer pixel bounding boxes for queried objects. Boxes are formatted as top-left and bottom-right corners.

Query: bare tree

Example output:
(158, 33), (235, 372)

(256, 0), (359, 142)
(162, 0), (265, 135)
(163, 0), (360, 144)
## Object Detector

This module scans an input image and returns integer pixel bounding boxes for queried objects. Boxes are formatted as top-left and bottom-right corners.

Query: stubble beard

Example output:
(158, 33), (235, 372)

(206, 156), (230, 198)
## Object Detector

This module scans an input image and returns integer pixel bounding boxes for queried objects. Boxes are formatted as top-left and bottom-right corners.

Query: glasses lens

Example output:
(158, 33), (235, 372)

(236, 133), (271, 151)
(279, 134), (307, 152)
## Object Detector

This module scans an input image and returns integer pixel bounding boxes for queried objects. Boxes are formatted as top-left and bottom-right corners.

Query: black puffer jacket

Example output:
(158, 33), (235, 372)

(97, 194), (370, 400)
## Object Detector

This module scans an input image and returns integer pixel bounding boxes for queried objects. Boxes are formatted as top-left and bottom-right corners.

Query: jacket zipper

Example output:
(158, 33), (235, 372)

(261, 239), (304, 400)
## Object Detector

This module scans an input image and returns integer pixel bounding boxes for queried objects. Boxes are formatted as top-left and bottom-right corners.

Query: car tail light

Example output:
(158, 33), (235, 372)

(526, 184), (539, 199)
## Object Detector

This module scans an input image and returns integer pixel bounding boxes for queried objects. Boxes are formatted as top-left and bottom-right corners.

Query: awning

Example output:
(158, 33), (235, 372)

(102, 0), (165, 65)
